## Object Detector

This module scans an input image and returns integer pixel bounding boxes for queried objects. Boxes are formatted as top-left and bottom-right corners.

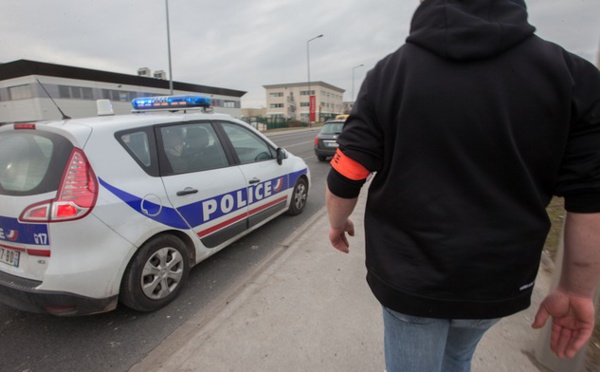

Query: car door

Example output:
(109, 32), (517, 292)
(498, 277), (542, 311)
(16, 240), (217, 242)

(159, 122), (250, 250)
(217, 121), (290, 229)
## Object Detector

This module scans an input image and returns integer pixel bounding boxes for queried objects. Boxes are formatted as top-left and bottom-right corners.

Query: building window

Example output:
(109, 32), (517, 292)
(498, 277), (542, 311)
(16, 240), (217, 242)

(55, 85), (92, 100)
(300, 90), (315, 96)
(224, 101), (236, 108)
(59, 85), (71, 98)
(269, 92), (283, 98)
(270, 103), (284, 108)
(300, 102), (309, 107)
(8, 85), (33, 100)
(70, 87), (83, 99)
(82, 87), (93, 100)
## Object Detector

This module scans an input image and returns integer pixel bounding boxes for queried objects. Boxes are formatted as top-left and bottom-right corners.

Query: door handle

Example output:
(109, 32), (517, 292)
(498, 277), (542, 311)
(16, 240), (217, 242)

(249, 178), (261, 184)
(176, 187), (199, 196)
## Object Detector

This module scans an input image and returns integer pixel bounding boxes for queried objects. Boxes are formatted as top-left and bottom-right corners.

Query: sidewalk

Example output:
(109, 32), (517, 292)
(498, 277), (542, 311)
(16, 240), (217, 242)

(130, 190), (552, 372)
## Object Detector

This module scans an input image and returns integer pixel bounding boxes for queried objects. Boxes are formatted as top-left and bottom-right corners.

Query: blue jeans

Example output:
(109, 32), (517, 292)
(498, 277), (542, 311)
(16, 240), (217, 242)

(382, 307), (500, 372)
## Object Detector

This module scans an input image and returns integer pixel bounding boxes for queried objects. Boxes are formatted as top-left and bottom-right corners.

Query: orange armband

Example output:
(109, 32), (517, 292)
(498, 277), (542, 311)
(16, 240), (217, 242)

(330, 149), (370, 181)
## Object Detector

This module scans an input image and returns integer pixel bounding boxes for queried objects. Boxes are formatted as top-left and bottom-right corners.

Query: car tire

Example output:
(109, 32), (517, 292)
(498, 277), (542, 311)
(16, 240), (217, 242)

(317, 155), (327, 162)
(286, 177), (308, 216)
(120, 235), (189, 312)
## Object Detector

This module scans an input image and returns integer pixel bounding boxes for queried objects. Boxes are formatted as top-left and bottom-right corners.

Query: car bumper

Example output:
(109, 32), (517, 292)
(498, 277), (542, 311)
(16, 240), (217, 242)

(0, 270), (118, 316)
(314, 147), (337, 157)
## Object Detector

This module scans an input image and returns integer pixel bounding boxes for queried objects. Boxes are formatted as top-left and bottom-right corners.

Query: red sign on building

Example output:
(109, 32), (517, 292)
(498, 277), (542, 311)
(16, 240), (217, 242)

(309, 95), (316, 122)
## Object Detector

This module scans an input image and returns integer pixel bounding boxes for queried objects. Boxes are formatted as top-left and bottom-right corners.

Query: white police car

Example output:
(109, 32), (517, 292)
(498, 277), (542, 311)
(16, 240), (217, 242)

(0, 95), (310, 316)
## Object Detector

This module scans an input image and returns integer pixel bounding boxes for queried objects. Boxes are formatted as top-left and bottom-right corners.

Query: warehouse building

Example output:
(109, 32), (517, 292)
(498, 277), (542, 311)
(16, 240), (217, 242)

(0, 59), (245, 123)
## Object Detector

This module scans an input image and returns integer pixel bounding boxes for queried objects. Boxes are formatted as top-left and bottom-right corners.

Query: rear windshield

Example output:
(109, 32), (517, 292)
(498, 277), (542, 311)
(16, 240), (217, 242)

(321, 123), (343, 134)
(0, 130), (73, 196)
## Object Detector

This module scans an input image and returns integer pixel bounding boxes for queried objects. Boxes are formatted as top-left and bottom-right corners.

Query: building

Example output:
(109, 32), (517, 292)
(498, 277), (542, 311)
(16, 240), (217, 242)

(0, 59), (245, 123)
(241, 107), (267, 117)
(343, 101), (356, 114)
(263, 81), (345, 123)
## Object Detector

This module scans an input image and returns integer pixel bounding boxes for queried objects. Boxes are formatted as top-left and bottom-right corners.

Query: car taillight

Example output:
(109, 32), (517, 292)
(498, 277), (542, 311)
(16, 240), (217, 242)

(20, 148), (98, 222)
(314, 136), (319, 148)
(14, 123), (36, 130)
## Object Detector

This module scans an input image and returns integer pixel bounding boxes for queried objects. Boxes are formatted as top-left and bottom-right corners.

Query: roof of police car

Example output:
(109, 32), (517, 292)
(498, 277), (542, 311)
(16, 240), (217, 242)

(39, 111), (241, 131)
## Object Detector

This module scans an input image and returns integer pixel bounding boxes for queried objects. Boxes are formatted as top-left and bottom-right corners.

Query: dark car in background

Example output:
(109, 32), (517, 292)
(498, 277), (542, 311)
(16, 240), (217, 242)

(314, 119), (344, 162)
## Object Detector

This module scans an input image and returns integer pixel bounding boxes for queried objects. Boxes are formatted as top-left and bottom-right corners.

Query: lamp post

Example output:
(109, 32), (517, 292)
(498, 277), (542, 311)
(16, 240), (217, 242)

(352, 64), (364, 102)
(307, 34), (323, 125)
(165, 0), (174, 95)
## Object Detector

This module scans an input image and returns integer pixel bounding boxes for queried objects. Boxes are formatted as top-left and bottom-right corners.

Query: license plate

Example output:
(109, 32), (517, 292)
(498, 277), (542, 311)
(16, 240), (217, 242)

(0, 247), (20, 268)
(325, 141), (339, 148)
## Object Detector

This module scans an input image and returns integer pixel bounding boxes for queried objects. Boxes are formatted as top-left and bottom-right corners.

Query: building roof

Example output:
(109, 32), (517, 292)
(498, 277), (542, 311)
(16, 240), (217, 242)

(263, 81), (345, 93)
(0, 59), (246, 98)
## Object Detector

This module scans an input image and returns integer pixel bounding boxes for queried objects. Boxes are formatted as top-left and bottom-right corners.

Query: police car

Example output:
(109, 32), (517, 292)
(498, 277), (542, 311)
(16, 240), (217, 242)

(0, 95), (310, 316)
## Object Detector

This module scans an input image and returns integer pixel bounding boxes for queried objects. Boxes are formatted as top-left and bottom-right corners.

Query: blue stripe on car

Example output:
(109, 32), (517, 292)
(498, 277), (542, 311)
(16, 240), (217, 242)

(98, 168), (308, 232)
(98, 178), (189, 229)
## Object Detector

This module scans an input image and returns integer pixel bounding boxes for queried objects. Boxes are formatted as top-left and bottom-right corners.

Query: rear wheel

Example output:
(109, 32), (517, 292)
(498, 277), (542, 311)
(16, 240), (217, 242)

(317, 155), (327, 162)
(287, 177), (308, 215)
(120, 235), (189, 312)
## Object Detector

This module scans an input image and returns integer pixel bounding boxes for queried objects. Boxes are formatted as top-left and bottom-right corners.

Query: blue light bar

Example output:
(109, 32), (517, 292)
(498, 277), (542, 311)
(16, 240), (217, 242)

(131, 95), (211, 110)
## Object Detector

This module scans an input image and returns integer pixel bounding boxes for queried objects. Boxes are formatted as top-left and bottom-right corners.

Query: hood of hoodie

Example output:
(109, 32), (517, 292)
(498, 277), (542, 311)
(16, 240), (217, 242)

(406, 0), (535, 61)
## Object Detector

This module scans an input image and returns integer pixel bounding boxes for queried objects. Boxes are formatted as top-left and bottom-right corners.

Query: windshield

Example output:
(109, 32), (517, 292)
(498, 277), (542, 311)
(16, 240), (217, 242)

(0, 131), (72, 195)
(320, 123), (343, 134)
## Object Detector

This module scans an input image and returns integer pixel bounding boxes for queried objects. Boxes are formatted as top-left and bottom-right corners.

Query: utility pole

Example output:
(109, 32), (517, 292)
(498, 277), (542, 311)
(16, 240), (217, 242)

(307, 34), (323, 125)
(165, 0), (174, 95)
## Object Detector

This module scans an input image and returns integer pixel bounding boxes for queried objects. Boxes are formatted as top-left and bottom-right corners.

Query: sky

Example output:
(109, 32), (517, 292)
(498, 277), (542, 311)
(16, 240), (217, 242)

(1, 0), (599, 108)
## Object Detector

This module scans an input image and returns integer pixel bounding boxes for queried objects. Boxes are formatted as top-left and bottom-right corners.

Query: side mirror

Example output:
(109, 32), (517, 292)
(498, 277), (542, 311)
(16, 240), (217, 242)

(276, 148), (286, 165)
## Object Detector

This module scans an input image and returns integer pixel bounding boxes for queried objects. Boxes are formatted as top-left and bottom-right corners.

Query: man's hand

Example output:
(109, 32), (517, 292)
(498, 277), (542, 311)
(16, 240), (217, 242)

(326, 185), (359, 254)
(532, 288), (596, 358)
(329, 218), (355, 253)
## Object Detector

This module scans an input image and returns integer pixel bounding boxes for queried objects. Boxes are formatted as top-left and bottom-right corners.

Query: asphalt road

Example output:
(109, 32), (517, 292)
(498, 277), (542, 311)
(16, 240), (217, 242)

(0, 127), (330, 372)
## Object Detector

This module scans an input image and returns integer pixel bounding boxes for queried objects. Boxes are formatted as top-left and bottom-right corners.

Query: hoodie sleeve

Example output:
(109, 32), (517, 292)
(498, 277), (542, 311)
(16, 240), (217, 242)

(337, 70), (385, 172)
(554, 54), (600, 213)
(326, 68), (384, 198)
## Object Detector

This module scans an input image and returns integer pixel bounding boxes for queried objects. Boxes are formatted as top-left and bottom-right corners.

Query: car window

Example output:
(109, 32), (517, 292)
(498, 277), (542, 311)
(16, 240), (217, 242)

(161, 126), (187, 174)
(160, 123), (228, 175)
(116, 127), (159, 177)
(321, 123), (343, 134)
(182, 123), (228, 172)
(0, 131), (72, 195)
(220, 122), (275, 164)
(120, 131), (151, 166)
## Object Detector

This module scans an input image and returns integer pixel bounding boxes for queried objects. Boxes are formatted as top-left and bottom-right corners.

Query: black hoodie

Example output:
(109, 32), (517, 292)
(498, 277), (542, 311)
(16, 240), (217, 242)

(330, 0), (600, 318)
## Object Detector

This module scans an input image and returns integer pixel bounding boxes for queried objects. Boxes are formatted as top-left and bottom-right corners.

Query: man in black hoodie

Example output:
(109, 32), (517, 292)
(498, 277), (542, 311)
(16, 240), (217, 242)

(326, 0), (600, 370)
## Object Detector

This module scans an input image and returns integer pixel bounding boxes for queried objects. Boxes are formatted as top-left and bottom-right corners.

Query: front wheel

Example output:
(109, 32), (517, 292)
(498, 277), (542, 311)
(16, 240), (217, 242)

(286, 177), (308, 216)
(120, 235), (189, 312)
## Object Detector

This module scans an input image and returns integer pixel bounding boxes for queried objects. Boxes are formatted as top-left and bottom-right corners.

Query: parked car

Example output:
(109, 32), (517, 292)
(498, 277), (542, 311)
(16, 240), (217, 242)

(0, 95), (310, 316)
(314, 119), (345, 161)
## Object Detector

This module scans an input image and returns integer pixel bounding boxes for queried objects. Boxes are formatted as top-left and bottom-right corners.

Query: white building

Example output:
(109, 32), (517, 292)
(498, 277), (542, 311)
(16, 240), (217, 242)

(0, 60), (245, 123)
(263, 81), (345, 123)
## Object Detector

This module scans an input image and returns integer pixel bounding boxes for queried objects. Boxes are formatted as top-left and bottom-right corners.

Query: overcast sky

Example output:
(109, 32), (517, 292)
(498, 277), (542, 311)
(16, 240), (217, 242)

(2, 0), (599, 108)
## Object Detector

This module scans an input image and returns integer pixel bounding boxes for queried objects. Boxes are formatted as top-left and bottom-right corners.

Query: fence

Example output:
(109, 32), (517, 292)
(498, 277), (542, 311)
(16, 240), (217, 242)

(239, 116), (295, 131)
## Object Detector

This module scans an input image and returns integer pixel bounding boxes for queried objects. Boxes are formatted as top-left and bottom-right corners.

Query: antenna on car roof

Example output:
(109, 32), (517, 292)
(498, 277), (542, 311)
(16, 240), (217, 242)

(36, 78), (71, 120)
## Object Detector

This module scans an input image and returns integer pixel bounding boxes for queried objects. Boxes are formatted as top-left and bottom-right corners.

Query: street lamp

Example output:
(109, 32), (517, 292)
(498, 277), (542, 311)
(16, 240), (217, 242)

(352, 64), (364, 102)
(307, 34), (323, 125)
(165, 0), (174, 95)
